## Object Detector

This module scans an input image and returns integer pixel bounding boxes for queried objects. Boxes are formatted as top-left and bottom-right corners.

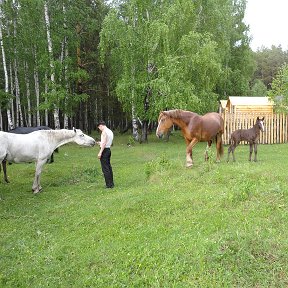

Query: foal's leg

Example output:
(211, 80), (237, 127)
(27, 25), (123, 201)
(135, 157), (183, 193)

(227, 143), (232, 162)
(32, 159), (47, 194)
(227, 138), (237, 162)
(253, 143), (258, 162)
(186, 138), (198, 167)
(231, 141), (238, 162)
(249, 142), (253, 161)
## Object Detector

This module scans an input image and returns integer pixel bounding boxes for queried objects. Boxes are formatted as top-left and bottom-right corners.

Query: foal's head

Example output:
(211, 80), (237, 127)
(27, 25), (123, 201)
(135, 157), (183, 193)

(156, 112), (173, 138)
(256, 117), (265, 132)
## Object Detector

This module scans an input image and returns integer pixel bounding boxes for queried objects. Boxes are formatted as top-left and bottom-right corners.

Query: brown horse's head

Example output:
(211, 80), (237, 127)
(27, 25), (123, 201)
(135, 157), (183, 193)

(156, 111), (173, 138)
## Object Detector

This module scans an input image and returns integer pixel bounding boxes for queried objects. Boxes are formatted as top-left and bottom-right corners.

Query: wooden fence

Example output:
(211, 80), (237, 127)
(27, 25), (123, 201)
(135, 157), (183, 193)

(221, 112), (288, 145)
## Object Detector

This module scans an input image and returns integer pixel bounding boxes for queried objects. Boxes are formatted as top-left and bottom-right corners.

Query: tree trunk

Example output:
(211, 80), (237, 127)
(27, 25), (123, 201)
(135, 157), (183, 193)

(33, 60), (41, 126)
(24, 61), (32, 126)
(13, 58), (24, 126)
(140, 120), (148, 143)
(0, 6), (13, 129)
(44, 72), (49, 126)
(132, 105), (139, 141)
(12, 0), (23, 127)
(44, 0), (60, 129)
(62, 4), (69, 129)
(9, 62), (15, 126)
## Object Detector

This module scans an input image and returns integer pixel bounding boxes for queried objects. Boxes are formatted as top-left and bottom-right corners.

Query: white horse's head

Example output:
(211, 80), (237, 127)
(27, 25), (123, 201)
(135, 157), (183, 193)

(73, 128), (96, 146)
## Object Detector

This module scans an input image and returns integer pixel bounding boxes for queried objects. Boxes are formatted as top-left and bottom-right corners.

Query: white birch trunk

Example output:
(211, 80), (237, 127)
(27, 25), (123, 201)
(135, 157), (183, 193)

(62, 4), (69, 129)
(14, 59), (24, 126)
(9, 62), (15, 125)
(44, 1), (60, 129)
(12, 0), (23, 127)
(0, 4), (13, 129)
(34, 65), (40, 126)
(131, 63), (139, 141)
(63, 43), (69, 129)
(24, 61), (32, 126)
(132, 104), (139, 141)
(44, 73), (49, 126)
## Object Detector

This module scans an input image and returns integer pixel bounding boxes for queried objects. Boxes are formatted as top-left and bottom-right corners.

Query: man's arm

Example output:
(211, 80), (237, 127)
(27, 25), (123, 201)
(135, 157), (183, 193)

(98, 131), (107, 159)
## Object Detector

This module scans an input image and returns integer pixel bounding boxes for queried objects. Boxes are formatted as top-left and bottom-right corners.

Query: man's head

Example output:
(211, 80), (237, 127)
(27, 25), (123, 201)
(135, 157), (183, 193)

(97, 120), (106, 131)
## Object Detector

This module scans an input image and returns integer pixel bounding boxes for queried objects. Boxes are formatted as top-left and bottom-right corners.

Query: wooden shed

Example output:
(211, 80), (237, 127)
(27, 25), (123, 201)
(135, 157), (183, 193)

(226, 96), (274, 114)
(218, 100), (228, 113)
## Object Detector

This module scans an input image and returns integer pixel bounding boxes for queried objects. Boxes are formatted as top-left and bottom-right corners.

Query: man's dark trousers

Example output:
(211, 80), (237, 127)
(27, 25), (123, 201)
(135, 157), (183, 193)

(100, 148), (114, 188)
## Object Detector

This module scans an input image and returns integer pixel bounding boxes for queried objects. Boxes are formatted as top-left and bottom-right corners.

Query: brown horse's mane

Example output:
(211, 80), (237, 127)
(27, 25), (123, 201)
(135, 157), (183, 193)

(165, 109), (198, 123)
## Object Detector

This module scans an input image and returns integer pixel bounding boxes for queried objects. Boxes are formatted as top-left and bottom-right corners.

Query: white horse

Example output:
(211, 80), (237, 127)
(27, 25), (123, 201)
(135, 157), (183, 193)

(0, 128), (95, 194)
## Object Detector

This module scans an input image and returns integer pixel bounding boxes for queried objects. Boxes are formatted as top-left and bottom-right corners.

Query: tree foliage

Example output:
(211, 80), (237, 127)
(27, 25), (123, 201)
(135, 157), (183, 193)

(0, 0), (256, 134)
(253, 46), (288, 89)
(268, 64), (288, 113)
(100, 0), (254, 125)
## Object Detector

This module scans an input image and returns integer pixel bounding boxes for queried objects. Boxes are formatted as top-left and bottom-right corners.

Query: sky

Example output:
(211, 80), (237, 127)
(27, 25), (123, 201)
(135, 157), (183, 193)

(244, 0), (288, 51)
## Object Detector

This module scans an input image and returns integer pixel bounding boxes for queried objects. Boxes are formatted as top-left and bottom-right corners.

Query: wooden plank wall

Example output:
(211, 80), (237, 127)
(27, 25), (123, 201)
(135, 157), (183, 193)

(221, 112), (288, 145)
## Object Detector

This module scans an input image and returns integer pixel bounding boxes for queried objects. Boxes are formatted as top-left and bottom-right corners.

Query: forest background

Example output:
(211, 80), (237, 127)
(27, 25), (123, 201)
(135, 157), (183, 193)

(0, 0), (288, 142)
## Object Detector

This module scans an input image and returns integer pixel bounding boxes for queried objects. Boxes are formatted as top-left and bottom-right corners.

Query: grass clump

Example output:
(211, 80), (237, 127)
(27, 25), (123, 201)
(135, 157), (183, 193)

(144, 153), (172, 179)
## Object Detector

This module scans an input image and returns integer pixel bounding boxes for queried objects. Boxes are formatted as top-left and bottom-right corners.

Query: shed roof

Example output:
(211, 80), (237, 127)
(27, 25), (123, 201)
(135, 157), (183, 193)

(228, 96), (274, 106)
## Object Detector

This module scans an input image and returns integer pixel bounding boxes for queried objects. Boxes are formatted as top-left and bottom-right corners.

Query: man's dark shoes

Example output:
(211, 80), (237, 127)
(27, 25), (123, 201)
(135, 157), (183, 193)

(106, 185), (114, 189)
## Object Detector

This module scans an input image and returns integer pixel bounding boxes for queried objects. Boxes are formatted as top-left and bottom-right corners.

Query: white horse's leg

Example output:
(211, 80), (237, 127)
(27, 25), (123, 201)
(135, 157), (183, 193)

(32, 159), (47, 194)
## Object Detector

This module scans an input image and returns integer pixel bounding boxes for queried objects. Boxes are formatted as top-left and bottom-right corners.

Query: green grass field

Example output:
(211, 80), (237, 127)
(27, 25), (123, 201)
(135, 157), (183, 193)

(1, 132), (288, 287)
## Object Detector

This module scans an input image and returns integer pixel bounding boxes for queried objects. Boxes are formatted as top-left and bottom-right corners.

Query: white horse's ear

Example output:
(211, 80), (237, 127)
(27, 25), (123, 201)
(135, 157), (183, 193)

(73, 127), (76, 132)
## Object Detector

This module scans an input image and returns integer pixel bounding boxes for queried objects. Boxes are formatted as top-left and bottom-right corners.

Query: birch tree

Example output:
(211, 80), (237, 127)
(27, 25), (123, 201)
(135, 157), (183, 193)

(0, 0), (13, 129)
(11, 0), (23, 126)
(44, 0), (60, 129)
(100, 1), (222, 141)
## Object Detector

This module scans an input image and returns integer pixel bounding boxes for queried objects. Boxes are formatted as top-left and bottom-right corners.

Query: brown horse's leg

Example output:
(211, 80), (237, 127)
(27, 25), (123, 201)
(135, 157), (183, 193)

(215, 133), (223, 162)
(205, 140), (212, 161)
(186, 138), (198, 167)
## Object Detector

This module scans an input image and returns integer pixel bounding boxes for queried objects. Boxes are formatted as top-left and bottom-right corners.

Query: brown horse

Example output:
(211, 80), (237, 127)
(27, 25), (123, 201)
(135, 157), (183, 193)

(227, 117), (265, 162)
(156, 109), (224, 167)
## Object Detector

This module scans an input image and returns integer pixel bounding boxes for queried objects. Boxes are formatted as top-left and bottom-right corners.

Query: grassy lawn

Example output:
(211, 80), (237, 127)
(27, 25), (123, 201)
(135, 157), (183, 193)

(1, 131), (288, 287)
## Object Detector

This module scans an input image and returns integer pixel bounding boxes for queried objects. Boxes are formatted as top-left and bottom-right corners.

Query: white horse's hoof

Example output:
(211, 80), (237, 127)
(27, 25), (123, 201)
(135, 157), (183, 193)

(32, 188), (42, 194)
(186, 163), (193, 168)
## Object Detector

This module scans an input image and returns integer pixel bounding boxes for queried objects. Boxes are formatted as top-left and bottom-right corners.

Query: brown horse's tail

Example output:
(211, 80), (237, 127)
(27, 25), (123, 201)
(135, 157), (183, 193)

(216, 132), (224, 157)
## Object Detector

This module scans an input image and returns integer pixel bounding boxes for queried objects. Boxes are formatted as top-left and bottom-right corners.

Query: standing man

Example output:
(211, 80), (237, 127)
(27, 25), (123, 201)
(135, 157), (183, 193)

(97, 121), (114, 188)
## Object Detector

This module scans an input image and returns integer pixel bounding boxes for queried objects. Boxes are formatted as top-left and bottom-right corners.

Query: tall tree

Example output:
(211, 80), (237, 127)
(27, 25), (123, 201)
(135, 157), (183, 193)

(268, 64), (288, 113)
(100, 0), (228, 140)
(0, 0), (13, 129)
(44, 0), (60, 128)
(253, 46), (288, 89)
